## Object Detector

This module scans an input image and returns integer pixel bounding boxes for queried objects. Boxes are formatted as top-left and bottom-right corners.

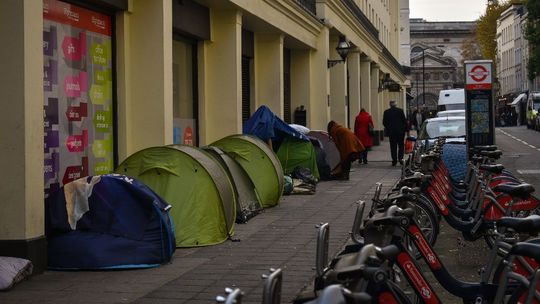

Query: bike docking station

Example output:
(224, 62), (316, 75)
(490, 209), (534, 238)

(464, 60), (496, 159)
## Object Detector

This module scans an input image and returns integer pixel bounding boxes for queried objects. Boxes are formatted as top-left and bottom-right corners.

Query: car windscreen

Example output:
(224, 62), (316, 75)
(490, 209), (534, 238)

(534, 101), (540, 111)
(419, 119), (466, 139)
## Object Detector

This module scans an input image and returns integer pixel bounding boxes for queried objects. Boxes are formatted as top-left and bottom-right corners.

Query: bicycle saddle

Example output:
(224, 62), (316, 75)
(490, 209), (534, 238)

(498, 215), (540, 234)
(421, 153), (438, 160)
(471, 145), (498, 152)
(479, 150), (503, 159)
(479, 164), (505, 174)
(509, 242), (540, 262)
(471, 156), (484, 163)
(492, 183), (535, 199)
(305, 285), (371, 304)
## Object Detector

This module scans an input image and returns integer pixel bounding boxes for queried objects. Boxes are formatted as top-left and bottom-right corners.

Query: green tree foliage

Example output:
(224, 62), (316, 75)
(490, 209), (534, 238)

(476, 0), (510, 65)
(526, 0), (540, 80)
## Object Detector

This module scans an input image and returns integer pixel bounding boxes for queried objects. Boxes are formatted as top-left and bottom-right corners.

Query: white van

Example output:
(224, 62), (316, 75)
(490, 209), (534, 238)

(438, 89), (465, 111)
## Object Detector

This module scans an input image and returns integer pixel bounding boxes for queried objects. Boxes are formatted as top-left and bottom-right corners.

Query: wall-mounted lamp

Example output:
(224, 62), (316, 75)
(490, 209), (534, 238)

(378, 73), (392, 92)
(327, 36), (352, 68)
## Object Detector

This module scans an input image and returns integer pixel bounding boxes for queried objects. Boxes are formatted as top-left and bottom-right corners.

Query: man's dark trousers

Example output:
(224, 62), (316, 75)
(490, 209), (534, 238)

(389, 133), (405, 164)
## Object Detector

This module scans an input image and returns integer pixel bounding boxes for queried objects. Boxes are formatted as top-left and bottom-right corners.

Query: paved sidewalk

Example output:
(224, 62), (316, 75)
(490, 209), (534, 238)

(1, 142), (401, 304)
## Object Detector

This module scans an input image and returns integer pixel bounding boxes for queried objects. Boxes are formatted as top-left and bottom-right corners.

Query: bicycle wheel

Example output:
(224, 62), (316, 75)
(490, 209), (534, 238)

(407, 197), (440, 245)
(403, 197), (440, 259)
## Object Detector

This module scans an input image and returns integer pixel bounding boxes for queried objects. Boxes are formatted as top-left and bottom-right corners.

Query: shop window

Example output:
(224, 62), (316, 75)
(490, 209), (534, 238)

(173, 39), (197, 146)
(43, 0), (114, 195)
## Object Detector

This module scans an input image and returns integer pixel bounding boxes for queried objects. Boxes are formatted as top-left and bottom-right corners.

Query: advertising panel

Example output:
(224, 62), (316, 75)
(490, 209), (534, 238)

(43, 0), (113, 196)
(464, 60), (495, 154)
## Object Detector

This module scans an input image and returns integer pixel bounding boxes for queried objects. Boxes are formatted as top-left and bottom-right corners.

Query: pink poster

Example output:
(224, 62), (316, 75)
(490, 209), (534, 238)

(43, 0), (114, 196)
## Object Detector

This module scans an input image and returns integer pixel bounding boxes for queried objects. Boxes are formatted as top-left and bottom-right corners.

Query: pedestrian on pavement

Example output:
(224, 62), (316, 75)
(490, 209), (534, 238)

(415, 108), (426, 131)
(327, 120), (365, 180)
(410, 108), (422, 131)
(354, 108), (373, 164)
(382, 100), (408, 166)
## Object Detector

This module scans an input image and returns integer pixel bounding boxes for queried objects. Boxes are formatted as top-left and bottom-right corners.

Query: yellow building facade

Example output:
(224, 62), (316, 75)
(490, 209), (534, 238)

(0, 0), (406, 272)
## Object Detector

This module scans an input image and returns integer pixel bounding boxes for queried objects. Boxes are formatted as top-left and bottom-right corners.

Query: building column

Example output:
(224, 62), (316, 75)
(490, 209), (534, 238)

(308, 27), (330, 130)
(254, 33), (284, 116)
(329, 36), (347, 127)
(291, 49), (310, 125)
(348, 51), (361, 129)
(198, 9), (242, 145)
(360, 58), (372, 114)
(0, 0), (46, 273)
(116, 0), (173, 158)
(370, 64), (381, 145)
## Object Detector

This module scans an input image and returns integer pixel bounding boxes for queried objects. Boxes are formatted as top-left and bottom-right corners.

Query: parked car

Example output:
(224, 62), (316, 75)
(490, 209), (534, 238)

(415, 116), (466, 155)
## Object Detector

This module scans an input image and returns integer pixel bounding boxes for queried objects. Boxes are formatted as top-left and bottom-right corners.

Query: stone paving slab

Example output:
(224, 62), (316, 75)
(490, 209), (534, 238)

(1, 143), (401, 304)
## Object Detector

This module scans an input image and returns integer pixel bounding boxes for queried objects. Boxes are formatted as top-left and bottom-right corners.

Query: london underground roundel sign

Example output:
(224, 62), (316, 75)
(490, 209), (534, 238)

(465, 61), (492, 90)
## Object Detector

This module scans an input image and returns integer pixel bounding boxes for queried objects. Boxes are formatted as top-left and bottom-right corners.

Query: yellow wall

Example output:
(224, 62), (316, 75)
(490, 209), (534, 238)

(360, 59), (372, 115)
(199, 9), (242, 145)
(329, 36), (348, 127)
(370, 65), (381, 130)
(308, 27), (331, 130)
(116, 0), (173, 161)
(0, 0), (44, 239)
(254, 33), (284, 115)
(290, 49), (311, 124)
(348, 51), (361, 128)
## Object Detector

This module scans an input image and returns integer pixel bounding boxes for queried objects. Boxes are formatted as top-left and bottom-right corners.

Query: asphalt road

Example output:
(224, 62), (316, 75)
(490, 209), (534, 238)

(414, 126), (540, 303)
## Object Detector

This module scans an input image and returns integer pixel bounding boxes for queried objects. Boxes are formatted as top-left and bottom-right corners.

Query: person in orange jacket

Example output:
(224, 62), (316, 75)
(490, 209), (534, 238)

(327, 120), (365, 180)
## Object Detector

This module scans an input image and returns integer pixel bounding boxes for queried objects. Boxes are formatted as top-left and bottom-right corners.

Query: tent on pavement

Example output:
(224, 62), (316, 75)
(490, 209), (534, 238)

(308, 130), (341, 171)
(45, 174), (175, 270)
(203, 146), (262, 223)
(211, 134), (284, 208)
(276, 137), (320, 179)
(243, 105), (309, 143)
(115, 145), (236, 247)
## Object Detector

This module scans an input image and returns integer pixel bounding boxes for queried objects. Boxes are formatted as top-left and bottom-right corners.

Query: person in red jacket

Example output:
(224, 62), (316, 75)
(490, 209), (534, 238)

(354, 108), (374, 164)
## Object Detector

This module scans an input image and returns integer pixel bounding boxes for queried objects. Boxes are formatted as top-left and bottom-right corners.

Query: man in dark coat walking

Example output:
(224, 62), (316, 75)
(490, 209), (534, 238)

(383, 100), (408, 166)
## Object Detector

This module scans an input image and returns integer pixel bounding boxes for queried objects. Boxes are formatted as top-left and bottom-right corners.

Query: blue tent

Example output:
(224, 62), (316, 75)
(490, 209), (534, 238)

(243, 105), (309, 142)
(45, 174), (175, 270)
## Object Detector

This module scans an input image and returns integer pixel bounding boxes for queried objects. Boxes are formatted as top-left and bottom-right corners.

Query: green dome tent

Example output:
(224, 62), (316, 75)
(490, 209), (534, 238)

(211, 135), (284, 208)
(203, 146), (262, 223)
(276, 137), (320, 179)
(115, 145), (235, 247)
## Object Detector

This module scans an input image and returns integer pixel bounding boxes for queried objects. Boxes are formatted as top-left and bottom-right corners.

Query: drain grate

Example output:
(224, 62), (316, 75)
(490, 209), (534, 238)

(517, 169), (540, 175)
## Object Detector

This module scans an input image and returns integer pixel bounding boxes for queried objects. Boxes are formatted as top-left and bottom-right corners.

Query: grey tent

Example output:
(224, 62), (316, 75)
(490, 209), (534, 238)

(203, 146), (262, 223)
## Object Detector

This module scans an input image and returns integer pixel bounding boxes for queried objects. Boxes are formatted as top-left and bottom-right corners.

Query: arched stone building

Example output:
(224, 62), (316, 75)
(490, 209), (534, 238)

(409, 19), (477, 114)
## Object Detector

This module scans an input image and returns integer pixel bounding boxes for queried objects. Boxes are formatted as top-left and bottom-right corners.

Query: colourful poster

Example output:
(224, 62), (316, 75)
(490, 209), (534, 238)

(43, 0), (114, 195)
